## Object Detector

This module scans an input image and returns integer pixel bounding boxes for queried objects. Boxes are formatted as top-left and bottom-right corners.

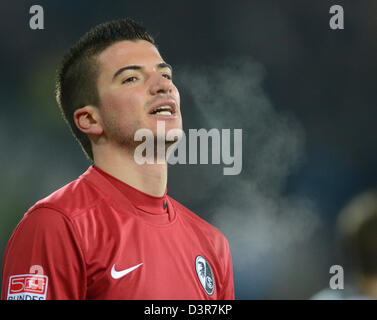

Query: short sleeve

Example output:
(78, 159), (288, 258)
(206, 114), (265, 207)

(1, 207), (86, 300)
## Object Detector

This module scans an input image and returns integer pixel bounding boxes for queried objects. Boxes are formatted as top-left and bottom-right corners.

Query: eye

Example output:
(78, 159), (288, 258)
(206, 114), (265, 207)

(121, 76), (138, 84)
(162, 73), (172, 80)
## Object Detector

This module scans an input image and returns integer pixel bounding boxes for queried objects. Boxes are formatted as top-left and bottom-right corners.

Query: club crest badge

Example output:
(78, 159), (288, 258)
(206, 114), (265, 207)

(195, 255), (215, 296)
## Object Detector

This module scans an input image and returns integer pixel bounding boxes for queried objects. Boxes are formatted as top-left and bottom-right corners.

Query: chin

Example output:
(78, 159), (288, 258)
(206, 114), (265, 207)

(149, 117), (182, 131)
(165, 122), (182, 132)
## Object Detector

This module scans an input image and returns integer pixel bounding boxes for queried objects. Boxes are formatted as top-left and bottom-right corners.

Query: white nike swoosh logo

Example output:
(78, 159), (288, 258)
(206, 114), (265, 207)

(111, 263), (143, 279)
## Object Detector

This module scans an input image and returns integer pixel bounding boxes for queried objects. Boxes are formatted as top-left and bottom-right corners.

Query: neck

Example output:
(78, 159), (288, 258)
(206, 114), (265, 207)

(93, 144), (167, 197)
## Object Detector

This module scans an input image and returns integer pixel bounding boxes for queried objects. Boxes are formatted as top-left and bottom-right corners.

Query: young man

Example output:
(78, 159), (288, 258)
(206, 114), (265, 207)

(1, 19), (235, 300)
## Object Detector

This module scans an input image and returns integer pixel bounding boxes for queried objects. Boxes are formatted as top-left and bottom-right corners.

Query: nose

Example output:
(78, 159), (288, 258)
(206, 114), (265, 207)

(149, 73), (173, 96)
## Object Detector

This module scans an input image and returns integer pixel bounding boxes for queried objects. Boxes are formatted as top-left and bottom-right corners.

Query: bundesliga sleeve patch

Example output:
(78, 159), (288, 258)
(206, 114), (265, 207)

(7, 274), (48, 300)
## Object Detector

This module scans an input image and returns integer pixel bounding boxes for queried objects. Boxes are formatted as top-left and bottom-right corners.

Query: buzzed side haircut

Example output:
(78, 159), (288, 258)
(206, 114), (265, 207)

(56, 18), (155, 161)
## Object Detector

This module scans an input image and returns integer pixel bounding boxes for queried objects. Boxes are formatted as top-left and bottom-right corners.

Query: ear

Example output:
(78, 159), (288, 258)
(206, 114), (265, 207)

(73, 105), (104, 136)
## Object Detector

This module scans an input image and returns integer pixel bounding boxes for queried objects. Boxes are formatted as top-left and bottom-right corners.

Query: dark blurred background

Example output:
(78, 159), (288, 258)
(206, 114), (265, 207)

(0, 0), (376, 299)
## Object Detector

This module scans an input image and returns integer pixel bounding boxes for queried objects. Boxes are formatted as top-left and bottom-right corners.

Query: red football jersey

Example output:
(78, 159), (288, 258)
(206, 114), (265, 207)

(1, 165), (234, 300)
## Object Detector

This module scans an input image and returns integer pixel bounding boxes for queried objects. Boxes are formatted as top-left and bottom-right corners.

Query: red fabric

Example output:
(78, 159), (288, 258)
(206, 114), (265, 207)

(1, 165), (234, 300)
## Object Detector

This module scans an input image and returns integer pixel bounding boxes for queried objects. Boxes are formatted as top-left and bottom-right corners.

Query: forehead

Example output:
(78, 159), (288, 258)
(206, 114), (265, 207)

(97, 40), (163, 74)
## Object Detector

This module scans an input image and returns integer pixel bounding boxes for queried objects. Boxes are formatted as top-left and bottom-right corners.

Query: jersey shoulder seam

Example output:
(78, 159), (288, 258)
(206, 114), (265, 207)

(31, 184), (107, 220)
(25, 204), (88, 297)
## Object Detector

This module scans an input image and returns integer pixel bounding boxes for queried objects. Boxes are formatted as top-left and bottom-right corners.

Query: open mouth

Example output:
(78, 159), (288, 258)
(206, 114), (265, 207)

(150, 105), (174, 116)
(148, 100), (177, 117)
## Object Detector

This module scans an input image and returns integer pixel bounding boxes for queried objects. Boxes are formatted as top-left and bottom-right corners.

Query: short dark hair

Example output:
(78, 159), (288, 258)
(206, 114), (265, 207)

(56, 18), (155, 161)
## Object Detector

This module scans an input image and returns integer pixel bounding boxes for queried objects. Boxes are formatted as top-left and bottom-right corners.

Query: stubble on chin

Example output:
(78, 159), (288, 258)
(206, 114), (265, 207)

(104, 117), (180, 162)
(102, 115), (139, 151)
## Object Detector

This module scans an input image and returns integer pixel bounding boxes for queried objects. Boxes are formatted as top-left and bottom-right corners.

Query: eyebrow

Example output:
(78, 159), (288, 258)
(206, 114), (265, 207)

(112, 62), (173, 81)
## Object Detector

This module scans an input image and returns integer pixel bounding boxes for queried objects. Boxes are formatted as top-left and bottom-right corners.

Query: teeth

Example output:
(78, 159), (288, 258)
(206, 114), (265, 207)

(152, 105), (173, 115)
(155, 111), (172, 115)
(157, 105), (172, 110)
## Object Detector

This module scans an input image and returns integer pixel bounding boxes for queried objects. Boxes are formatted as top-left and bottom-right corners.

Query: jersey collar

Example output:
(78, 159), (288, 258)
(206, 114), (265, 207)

(91, 164), (169, 215)
(80, 165), (177, 226)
